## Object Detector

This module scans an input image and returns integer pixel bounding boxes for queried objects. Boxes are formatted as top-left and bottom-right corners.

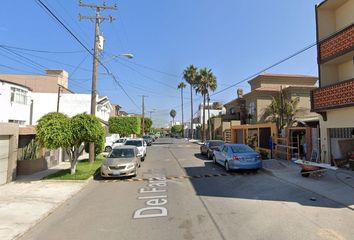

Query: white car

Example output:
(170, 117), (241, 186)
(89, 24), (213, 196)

(105, 138), (126, 152)
(124, 138), (147, 161)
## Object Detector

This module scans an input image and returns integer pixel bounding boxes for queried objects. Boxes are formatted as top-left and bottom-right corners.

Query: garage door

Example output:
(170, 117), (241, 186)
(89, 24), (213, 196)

(0, 135), (10, 185)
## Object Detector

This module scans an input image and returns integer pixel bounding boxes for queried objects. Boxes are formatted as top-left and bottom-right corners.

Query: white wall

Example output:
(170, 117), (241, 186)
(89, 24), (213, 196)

(0, 81), (31, 125)
(32, 93), (111, 124)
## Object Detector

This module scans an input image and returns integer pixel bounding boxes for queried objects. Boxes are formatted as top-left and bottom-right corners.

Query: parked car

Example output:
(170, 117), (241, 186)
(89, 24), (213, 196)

(213, 144), (262, 171)
(100, 146), (142, 178)
(104, 138), (127, 152)
(124, 138), (147, 161)
(200, 140), (224, 159)
(143, 135), (153, 146)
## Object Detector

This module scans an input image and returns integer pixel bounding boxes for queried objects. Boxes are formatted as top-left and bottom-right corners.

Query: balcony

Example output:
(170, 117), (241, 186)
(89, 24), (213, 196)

(319, 23), (354, 63)
(311, 78), (354, 112)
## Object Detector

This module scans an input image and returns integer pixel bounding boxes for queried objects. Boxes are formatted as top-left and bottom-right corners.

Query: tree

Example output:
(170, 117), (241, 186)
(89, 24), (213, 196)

(261, 96), (300, 132)
(195, 68), (217, 142)
(177, 82), (186, 137)
(171, 124), (183, 135)
(169, 109), (176, 125)
(183, 65), (198, 139)
(143, 117), (153, 133)
(109, 116), (141, 137)
(36, 112), (105, 174)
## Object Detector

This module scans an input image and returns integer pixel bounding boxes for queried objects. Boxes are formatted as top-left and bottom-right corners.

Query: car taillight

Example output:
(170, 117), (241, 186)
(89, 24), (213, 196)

(257, 154), (262, 160)
(232, 156), (240, 160)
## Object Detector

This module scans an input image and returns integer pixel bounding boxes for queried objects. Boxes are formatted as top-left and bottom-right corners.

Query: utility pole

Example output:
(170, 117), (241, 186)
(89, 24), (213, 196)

(79, 1), (116, 163)
(279, 85), (284, 134)
(56, 85), (62, 112)
(207, 93), (211, 140)
(141, 95), (148, 135)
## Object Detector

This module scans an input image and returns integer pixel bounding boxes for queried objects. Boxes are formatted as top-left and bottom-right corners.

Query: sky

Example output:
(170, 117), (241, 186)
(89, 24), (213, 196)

(0, 0), (322, 127)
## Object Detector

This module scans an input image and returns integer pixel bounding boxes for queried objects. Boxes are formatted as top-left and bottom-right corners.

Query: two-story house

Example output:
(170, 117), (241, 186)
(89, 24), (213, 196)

(0, 80), (33, 125)
(312, 0), (354, 163)
(243, 73), (318, 124)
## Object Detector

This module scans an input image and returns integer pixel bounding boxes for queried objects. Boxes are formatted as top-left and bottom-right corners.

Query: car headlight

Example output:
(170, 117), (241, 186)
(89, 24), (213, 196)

(127, 163), (135, 169)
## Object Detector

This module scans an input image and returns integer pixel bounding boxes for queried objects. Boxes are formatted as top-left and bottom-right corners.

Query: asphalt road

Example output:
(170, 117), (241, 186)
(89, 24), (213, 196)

(20, 138), (354, 240)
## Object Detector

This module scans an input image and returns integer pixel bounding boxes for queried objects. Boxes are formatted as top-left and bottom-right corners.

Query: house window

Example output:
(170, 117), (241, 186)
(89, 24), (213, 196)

(229, 108), (235, 115)
(10, 87), (28, 105)
(249, 102), (256, 115)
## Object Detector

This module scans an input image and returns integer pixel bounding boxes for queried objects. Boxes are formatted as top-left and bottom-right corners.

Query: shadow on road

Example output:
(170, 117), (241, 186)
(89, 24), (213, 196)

(184, 162), (351, 209)
(194, 153), (209, 161)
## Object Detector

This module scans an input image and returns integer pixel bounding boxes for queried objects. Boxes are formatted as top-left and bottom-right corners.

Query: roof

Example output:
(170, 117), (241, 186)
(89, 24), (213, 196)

(0, 79), (32, 91)
(248, 73), (318, 84)
(317, 0), (347, 9)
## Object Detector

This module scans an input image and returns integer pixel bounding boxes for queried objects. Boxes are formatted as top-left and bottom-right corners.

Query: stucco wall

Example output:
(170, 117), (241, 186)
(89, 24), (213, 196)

(338, 60), (354, 81)
(0, 81), (31, 124)
(335, 0), (354, 30)
(319, 106), (354, 163)
(0, 123), (19, 184)
(31, 93), (111, 124)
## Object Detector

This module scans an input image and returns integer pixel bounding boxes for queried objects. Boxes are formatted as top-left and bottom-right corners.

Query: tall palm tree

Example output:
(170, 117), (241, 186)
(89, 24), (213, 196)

(195, 68), (217, 142)
(169, 109), (176, 126)
(177, 82), (186, 137)
(183, 65), (198, 139)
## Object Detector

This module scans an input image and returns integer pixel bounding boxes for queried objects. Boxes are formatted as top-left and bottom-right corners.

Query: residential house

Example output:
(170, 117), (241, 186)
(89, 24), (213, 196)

(0, 80), (33, 125)
(31, 93), (112, 123)
(0, 69), (71, 94)
(312, 0), (354, 164)
(243, 73), (318, 124)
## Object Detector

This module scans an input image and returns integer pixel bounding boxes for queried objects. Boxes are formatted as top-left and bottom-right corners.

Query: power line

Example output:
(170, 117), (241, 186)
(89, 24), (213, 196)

(211, 42), (317, 97)
(36, 0), (140, 111)
(112, 58), (176, 89)
(0, 44), (85, 54)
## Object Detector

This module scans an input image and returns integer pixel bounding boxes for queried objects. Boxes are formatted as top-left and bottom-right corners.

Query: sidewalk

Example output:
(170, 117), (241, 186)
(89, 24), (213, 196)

(262, 159), (354, 209)
(0, 162), (90, 240)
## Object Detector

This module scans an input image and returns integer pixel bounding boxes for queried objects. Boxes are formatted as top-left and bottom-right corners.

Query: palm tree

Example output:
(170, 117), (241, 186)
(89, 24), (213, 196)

(195, 68), (217, 142)
(261, 96), (300, 132)
(183, 65), (198, 139)
(177, 82), (186, 137)
(169, 109), (176, 126)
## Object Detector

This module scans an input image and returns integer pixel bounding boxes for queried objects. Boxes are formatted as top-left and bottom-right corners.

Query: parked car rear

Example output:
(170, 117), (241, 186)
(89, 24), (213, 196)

(124, 138), (147, 161)
(200, 140), (224, 159)
(213, 144), (262, 171)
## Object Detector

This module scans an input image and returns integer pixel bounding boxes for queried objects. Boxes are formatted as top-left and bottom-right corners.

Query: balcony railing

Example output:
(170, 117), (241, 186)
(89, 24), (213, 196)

(319, 23), (354, 63)
(311, 78), (354, 111)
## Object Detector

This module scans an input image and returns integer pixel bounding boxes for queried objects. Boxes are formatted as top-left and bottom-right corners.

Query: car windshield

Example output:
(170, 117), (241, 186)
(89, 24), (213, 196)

(108, 148), (135, 158)
(209, 141), (224, 147)
(125, 140), (142, 147)
(230, 145), (255, 153)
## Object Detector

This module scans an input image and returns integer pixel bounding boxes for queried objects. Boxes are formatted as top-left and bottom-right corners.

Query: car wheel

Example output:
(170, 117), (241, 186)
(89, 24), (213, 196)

(105, 146), (112, 152)
(213, 155), (217, 164)
(141, 157), (145, 162)
(225, 161), (230, 172)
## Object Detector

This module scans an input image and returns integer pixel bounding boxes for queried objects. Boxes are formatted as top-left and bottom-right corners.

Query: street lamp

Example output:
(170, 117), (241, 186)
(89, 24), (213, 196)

(103, 53), (134, 63)
(148, 109), (156, 119)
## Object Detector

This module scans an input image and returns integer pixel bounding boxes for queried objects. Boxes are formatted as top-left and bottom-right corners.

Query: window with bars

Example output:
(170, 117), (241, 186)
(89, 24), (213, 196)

(329, 128), (354, 138)
(10, 87), (28, 105)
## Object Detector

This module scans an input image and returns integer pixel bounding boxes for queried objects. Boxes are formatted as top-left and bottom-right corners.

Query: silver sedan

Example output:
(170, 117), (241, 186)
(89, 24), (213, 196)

(100, 146), (142, 178)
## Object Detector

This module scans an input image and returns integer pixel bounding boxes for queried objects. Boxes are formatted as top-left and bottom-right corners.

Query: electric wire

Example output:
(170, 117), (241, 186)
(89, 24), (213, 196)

(36, 0), (140, 111)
